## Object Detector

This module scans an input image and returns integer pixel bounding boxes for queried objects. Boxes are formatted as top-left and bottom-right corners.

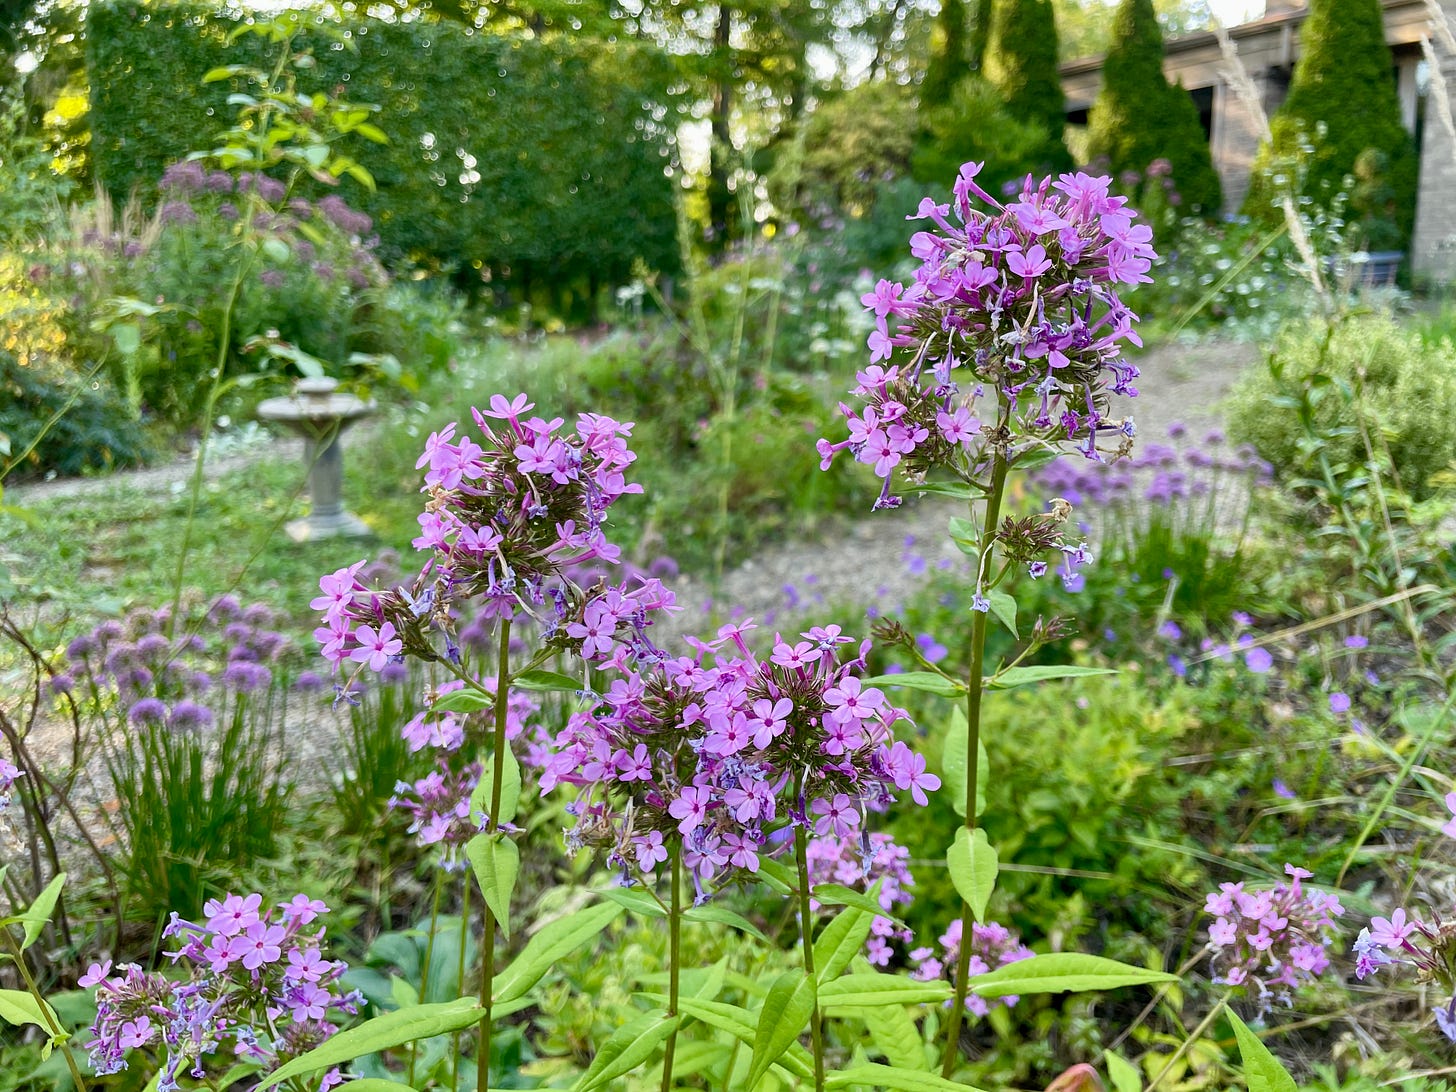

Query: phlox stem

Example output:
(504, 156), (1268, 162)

(478, 617), (512, 1092)
(794, 824), (826, 1092)
(660, 840), (682, 1092)
(1145, 997), (1227, 1092)
(940, 444), (1010, 1079)
(2, 925), (89, 1092)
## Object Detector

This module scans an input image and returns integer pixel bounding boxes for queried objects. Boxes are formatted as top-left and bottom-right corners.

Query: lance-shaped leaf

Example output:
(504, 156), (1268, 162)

(947, 827), (997, 922)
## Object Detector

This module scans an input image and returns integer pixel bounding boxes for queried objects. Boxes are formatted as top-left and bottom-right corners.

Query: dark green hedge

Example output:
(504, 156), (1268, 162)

(86, 2), (680, 288)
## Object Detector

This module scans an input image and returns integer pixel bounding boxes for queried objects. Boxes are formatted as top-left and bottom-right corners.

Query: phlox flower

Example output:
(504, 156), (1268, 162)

(1203, 863), (1343, 1013)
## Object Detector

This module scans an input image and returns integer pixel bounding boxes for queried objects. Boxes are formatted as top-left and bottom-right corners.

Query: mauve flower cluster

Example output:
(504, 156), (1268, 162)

(1354, 904), (1456, 1041)
(157, 160), (384, 290)
(538, 620), (939, 898)
(911, 919), (1033, 1016)
(58, 597), (290, 730)
(313, 394), (642, 677)
(819, 162), (1155, 510)
(806, 832), (915, 966)
(0, 757), (22, 812)
(387, 677), (547, 868)
(1204, 864), (1344, 1011)
(1031, 422), (1273, 510)
(85, 893), (360, 1091)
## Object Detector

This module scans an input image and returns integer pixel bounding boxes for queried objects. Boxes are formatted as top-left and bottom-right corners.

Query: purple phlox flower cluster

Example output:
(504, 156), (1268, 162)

(1353, 903), (1456, 1041)
(1030, 422), (1272, 510)
(391, 678), (550, 868)
(0, 756), (22, 812)
(1204, 864), (1344, 1012)
(388, 762), (484, 869)
(910, 918), (1033, 1016)
(819, 163), (1158, 510)
(60, 597), (289, 731)
(313, 396), (645, 676)
(538, 620), (937, 898)
(86, 893), (360, 1090)
(806, 832), (915, 966)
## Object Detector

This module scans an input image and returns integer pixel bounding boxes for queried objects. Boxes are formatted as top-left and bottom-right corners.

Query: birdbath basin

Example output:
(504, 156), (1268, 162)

(256, 377), (376, 541)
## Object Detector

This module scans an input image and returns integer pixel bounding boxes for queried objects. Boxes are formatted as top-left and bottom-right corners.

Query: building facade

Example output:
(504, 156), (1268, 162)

(1060, 0), (1456, 278)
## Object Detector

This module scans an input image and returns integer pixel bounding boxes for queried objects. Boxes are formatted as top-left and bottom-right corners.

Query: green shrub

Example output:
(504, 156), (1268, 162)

(912, 76), (1054, 195)
(1225, 312), (1456, 498)
(0, 350), (152, 478)
(85, 1), (679, 295)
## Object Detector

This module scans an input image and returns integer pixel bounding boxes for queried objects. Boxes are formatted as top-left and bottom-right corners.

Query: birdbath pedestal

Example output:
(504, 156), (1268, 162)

(256, 377), (376, 542)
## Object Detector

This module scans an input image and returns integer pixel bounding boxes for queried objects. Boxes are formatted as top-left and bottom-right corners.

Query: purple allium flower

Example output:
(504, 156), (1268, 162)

(127, 698), (167, 726)
(1204, 864), (1343, 1012)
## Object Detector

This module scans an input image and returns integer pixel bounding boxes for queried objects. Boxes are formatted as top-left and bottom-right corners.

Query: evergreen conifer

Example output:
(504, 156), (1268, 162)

(983, 0), (1072, 170)
(1086, 0), (1221, 213)
(1243, 0), (1417, 249)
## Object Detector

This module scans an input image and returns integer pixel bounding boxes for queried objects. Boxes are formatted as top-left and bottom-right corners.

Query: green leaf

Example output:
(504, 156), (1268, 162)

(748, 970), (818, 1089)
(110, 321), (142, 357)
(466, 832), (520, 940)
(988, 665), (1117, 690)
(968, 953), (1176, 999)
(598, 887), (665, 918)
(431, 688), (493, 714)
(860, 672), (966, 697)
(1227, 1008), (1298, 1092)
(818, 973), (951, 1009)
(1012, 446), (1062, 472)
(673, 998), (813, 1080)
(813, 905), (874, 984)
(514, 669), (583, 694)
(683, 904), (768, 942)
(902, 481), (978, 501)
(574, 1011), (679, 1092)
(756, 857), (795, 895)
(986, 590), (1017, 638)
(253, 997), (482, 1088)
(947, 516), (979, 557)
(947, 828), (997, 922)
(1106, 1050), (1143, 1092)
(940, 706), (988, 819)
(495, 902), (623, 1005)
(827, 1064), (991, 1091)
(335, 1082), (420, 1092)
(202, 65), (244, 83)
(0, 990), (58, 1031)
(811, 883), (906, 930)
(19, 873), (66, 951)
(852, 1003), (926, 1071)
(469, 748), (521, 827)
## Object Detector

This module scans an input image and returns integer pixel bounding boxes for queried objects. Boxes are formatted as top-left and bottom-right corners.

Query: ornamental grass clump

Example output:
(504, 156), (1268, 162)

(58, 598), (294, 926)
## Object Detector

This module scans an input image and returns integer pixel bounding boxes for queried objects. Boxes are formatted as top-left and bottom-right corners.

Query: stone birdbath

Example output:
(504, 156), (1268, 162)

(256, 377), (376, 542)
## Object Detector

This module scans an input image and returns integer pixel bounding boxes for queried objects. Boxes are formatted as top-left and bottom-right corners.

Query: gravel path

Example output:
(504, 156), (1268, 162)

(665, 338), (1258, 634)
